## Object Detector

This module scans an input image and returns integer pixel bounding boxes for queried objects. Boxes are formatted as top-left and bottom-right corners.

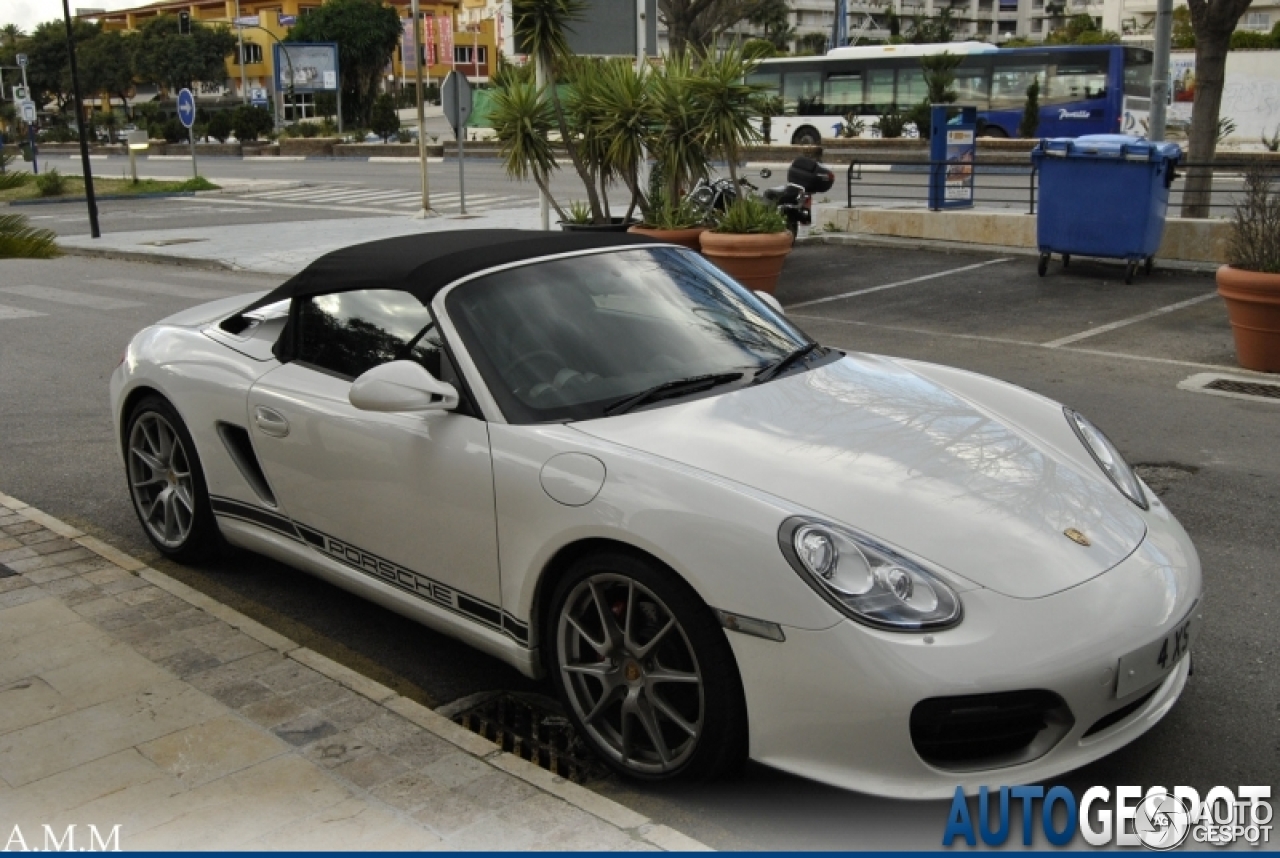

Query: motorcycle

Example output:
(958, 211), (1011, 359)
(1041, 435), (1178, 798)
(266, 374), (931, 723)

(688, 157), (836, 238)
(753, 157), (836, 238)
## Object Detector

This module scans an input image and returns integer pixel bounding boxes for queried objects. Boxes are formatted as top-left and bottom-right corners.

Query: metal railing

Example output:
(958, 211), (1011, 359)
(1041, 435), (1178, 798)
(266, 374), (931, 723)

(843, 157), (1278, 218)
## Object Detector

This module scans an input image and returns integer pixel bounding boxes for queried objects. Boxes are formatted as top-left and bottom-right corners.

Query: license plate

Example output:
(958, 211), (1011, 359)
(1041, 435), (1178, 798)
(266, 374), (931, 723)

(1115, 603), (1201, 698)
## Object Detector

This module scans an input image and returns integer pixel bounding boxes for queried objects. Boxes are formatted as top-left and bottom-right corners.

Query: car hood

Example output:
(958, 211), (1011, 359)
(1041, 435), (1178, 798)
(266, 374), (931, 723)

(157, 291), (269, 328)
(572, 354), (1147, 599)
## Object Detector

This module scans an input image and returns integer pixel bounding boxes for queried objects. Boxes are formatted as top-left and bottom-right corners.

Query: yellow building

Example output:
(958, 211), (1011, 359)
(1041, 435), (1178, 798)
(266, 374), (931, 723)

(92, 0), (496, 114)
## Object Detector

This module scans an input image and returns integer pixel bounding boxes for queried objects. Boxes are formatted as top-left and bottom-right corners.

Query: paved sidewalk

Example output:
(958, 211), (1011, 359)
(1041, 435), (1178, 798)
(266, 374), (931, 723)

(56, 208), (544, 275)
(0, 492), (706, 851)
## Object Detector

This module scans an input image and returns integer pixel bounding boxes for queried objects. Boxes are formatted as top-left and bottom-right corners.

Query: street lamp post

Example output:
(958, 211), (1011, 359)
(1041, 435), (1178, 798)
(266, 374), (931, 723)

(61, 0), (100, 238)
(234, 0), (249, 103)
(409, 0), (436, 217)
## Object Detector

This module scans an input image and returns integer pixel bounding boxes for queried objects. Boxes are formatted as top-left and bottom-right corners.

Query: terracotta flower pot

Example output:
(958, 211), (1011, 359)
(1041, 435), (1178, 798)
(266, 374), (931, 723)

(1216, 264), (1280, 373)
(627, 225), (708, 252)
(699, 231), (794, 295)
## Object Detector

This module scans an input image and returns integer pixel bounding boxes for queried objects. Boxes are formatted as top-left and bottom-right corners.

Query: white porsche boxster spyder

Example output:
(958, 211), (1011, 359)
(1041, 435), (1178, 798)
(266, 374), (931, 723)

(110, 231), (1202, 797)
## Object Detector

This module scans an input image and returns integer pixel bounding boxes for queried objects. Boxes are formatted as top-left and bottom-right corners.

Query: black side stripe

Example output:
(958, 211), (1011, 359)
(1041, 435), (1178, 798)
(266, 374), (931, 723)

(211, 496), (302, 542)
(214, 499), (525, 647)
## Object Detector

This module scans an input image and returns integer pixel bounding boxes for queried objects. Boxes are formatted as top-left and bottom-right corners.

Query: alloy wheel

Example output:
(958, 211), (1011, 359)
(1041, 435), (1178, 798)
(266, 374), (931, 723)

(556, 572), (705, 775)
(128, 412), (196, 548)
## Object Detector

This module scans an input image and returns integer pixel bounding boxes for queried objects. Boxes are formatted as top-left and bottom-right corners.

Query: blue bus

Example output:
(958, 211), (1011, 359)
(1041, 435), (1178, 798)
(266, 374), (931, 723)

(748, 42), (1153, 144)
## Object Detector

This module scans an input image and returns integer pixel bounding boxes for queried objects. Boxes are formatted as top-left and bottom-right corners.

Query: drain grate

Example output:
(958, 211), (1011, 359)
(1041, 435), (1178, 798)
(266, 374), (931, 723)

(446, 691), (608, 783)
(1204, 378), (1280, 399)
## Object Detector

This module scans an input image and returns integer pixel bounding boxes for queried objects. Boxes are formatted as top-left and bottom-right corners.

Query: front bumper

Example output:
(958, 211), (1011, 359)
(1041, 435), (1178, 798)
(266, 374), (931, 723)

(727, 496), (1201, 799)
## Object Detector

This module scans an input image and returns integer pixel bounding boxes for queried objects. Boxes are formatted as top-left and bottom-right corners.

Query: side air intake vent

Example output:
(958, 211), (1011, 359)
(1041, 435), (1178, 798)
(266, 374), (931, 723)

(216, 422), (277, 507)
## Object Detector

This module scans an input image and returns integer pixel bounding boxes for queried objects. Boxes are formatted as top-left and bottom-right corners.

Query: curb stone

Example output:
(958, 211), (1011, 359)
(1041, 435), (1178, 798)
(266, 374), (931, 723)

(0, 489), (705, 851)
(56, 244), (241, 271)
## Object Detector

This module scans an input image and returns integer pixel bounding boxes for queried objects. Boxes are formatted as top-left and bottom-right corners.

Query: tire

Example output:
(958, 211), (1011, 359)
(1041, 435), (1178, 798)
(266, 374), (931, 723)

(1037, 253), (1049, 277)
(125, 395), (222, 563)
(545, 550), (748, 782)
(791, 127), (821, 147)
(1124, 260), (1138, 284)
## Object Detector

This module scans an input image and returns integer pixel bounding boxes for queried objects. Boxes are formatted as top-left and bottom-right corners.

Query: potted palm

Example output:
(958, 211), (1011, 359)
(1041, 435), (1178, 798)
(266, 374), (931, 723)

(1216, 166), (1280, 372)
(700, 195), (793, 294)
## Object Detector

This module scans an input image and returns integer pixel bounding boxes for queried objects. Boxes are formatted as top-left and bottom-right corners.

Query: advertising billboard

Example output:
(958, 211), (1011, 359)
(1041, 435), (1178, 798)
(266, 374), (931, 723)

(274, 42), (340, 92)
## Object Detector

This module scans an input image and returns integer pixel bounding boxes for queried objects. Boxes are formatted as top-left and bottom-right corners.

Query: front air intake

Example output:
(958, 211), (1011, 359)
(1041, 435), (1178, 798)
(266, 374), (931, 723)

(910, 690), (1073, 771)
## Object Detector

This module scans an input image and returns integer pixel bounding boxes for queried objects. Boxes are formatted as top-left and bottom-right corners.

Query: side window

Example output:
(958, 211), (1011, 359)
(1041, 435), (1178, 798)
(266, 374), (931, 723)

(295, 288), (440, 379)
(1047, 59), (1109, 105)
(782, 71), (822, 115)
(866, 68), (895, 112)
(824, 74), (863, 113)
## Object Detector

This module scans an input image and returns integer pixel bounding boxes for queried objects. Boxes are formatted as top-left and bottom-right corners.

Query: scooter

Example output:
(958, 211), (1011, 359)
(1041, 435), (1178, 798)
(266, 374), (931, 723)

(751, 157), (836, 237)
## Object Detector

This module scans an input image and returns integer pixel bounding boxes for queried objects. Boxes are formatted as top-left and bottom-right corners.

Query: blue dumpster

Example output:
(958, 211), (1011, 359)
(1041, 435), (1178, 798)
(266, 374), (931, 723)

(1032, 134), (1181, 284)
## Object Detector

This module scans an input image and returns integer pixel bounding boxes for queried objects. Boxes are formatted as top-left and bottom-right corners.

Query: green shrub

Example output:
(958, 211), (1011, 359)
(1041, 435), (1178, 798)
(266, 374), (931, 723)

(878, 110), (908, 139)
(162, 118), (187, 143)
(35, 169), (67, 197)
(0, 213), (61, 258)
(175, 176), (219, 192)
(206, 111), (233, 143)
(563, 200), (593, 224)
(1230, 30), (1273, 50)
(369, 94), (400, 143)
(1018, 76), (1041, 138)
(713, 194), (787, 234)
(231, 105), (275, 142)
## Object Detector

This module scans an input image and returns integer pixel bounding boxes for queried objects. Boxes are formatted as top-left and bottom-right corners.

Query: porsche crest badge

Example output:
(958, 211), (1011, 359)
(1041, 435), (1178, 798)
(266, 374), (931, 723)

(1064, 528), (1091, 546)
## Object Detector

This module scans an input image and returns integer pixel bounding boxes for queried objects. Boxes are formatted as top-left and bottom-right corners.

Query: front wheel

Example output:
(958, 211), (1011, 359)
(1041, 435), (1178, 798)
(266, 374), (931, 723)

(546, 550), (748, 782)
(791, 127), (821, 147)
(125, 395), (221, 563)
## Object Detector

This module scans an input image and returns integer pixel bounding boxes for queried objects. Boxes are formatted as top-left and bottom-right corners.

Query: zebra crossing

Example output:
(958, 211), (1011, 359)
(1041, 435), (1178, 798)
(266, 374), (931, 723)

(228, 183), (537, 214)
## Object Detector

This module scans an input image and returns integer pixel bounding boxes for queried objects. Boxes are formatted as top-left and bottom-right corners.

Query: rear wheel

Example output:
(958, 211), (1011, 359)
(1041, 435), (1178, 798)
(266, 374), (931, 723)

(791, 127), (821, 147)
(979, 124), (1008, 139)
(546, 550), (748, 782)
(125, 395), (221, 563)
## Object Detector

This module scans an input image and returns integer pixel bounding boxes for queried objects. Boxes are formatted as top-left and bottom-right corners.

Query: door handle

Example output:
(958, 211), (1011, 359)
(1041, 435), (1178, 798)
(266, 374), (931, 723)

(253, 406), (290, 438)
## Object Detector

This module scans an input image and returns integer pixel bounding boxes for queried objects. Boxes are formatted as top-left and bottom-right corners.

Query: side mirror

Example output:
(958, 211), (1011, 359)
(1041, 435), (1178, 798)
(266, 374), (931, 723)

(349, 360), (459, 413)
(760, 168), (772, 179)
(754, 290), (786, 316)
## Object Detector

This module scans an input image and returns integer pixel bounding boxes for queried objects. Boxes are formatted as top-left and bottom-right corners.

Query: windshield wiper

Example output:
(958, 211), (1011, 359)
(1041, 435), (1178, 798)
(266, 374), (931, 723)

(603, 372), (744, 416)
(753, 342), (822, 385)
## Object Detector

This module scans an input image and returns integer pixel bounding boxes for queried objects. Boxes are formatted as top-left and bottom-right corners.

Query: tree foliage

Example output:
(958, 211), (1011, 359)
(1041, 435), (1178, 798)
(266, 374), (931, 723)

(1018, 75), (1040, 138)
(747, 0), (794, 50)
(287, 0), (402, 127)
(369, 93), (400, 141)
(1044, 13), (1120, 44)
(660, 0), (779, 55)
(132, 15), (236, 93)
(20, 20), (102, 111)
(78, 30), (137, 116)
(906, 51), (959, 139)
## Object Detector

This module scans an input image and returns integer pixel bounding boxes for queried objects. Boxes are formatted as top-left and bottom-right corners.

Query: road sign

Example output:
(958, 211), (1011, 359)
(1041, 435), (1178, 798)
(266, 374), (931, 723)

(177, 88), (196, 129)
(16, 53), (27, 68)
(233, 15), (260, 27)
(442, 71), (472, 133)
(21, 102), (36, 123)
(278, 13), (296, 26)
(12, 85), (27, 102)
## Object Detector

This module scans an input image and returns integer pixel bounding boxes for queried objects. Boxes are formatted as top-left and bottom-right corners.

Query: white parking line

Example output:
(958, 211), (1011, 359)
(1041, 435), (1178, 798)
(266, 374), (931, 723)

(87, 278), (236, 300)
(1041, 293), (1219, 348)
(784, 258), (1013, 310)
(0, 303), (48, 321)
(792, 313), (1244, 373)
(0, 285), (145, 311)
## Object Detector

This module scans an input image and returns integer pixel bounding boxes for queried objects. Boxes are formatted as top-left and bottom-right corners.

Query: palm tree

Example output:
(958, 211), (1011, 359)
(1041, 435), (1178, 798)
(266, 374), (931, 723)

(0, 214), (61, 259)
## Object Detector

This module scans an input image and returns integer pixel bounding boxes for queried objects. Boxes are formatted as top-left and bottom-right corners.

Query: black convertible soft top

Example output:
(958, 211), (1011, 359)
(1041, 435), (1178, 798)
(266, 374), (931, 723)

(243, 229), (657, 313)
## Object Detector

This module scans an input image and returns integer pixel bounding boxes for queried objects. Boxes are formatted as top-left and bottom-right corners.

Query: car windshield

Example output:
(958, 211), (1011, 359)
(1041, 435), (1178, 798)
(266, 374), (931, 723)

(445, 247), (810, 423)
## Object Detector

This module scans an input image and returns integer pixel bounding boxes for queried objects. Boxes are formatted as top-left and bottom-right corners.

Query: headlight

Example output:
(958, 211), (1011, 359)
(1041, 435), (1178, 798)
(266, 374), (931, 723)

(778, 518), (962, 631)
(1064, 408), (1147, 509)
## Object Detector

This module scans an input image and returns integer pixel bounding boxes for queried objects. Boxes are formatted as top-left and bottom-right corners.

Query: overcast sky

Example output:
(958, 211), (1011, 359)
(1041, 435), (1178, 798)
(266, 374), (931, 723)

(5, 0), (142, 35)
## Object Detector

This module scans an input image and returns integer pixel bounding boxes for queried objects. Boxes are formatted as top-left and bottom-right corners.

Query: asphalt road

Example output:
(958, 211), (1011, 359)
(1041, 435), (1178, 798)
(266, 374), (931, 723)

(1, 240), (1276, 850)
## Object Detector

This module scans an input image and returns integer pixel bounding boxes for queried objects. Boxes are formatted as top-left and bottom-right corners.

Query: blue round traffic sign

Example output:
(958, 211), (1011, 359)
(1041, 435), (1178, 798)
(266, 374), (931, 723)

(177, 88), (196, 129)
